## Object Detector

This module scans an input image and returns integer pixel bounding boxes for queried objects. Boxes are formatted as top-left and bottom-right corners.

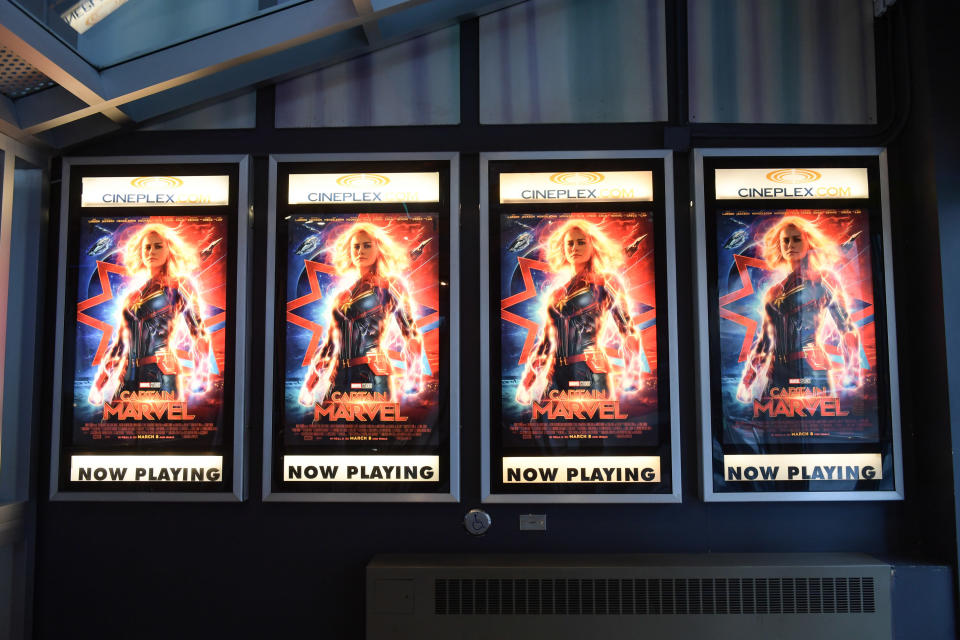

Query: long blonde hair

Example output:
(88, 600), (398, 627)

(762, 215), (840, 271)
(331, 222), (409, 277)
(122, 223), (199, 280)
(545, 219), (624, 275)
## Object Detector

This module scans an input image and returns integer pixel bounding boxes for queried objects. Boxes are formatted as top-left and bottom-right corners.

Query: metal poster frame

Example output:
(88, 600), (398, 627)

(480, 150), (681, 503)
(693, 147), (904, 502)
(50, 155), (252, 502)
(264, 153), (460, 502)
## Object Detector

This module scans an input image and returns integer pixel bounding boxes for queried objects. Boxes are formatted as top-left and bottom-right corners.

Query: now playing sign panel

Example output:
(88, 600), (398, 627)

(503, 457), (660, 483)
(70, 455), (223, 482)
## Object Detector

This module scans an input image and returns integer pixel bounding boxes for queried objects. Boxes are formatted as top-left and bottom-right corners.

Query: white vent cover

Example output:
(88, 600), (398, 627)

(367, 554), (891, 640)
(434, 575), (876, 616)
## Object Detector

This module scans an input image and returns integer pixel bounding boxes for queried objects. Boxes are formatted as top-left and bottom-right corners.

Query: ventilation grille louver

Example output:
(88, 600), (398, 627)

(0, 46), (56, 98)
(434, 576), (876, 616)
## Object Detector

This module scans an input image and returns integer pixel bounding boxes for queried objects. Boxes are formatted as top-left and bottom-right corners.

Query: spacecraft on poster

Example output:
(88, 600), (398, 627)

(295, 234), (321, 255)
(625, 234), (648, 257)
(722, 219), (750, 250)
(843, 230), (863, 248)
(85, 225), (114, 256)
(409, 238), (432, 260)
(507, 230), (534, 253)
(199, 237), (222, 261)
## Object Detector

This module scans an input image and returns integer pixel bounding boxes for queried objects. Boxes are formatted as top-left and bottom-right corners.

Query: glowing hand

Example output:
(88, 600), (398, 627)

(403, 374), (422, 395)
(840, 371), (860, 390)
(516, 385), (532, 406)
(621, 370), (643, 393)
(298, 385), (315, 407)
(737, 366), (759, 403)
(736, 381), (754, 404)
(88, 386), (103, 406)
(189, 374), (208, 394)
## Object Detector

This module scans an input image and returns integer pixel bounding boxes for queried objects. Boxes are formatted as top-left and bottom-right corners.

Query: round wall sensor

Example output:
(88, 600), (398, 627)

(464, 509), (491, 535)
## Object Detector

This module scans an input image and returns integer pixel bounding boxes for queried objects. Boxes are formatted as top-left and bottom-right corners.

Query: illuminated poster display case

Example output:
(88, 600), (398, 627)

(693, 148), (903, 501)
(51, 156), (251, 501)
(481, 151), (681, 503)
(264, 154), (459, 502)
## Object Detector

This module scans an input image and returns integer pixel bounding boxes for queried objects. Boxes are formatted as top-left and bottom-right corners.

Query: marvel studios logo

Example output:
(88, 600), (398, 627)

(568, 381), (591, 388)
(350, 383), (373, 389)
(139, 382), (162, 389)
(789, 378), (812, 385)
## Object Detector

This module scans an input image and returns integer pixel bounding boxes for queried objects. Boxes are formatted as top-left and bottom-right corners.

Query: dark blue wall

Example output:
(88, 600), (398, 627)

(922, 0), (960, 582)
(29, 5), (957, 638)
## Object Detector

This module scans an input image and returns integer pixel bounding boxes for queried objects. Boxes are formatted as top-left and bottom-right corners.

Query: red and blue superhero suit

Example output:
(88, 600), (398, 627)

(737, 260), (861, 401)
(517, 271), (642, 404)
(299, 272), (422, 405)
(88, 276), (210, 404)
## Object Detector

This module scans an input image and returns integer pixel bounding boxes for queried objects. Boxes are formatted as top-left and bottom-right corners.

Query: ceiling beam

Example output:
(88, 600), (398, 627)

(16, 86), (87, 130)
(0, 94), (18, 129)
(0, 127), (51, 165)
(352, 0), (383, 45)
(98, 0), (367, 102)
(119, 29), (369, 123)
(0, 3), (129, 125)
(8, 0), (525, 141)
(0, 90), (50, 151)
(22, 0), (431, 134)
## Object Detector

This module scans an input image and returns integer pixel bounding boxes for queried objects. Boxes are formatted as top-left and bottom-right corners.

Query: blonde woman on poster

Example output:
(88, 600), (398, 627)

(515, 219), (644, 406)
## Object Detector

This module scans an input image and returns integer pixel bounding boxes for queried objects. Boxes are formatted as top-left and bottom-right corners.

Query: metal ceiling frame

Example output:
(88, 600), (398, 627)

(0, 0), (522, 148)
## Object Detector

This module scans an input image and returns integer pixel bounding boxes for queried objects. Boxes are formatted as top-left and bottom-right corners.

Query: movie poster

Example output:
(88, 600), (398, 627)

(499, 211), (659, 450)
(73, 215), (229, 447)
(283, 213), (442, 451)
(715, 208), (879, 445)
